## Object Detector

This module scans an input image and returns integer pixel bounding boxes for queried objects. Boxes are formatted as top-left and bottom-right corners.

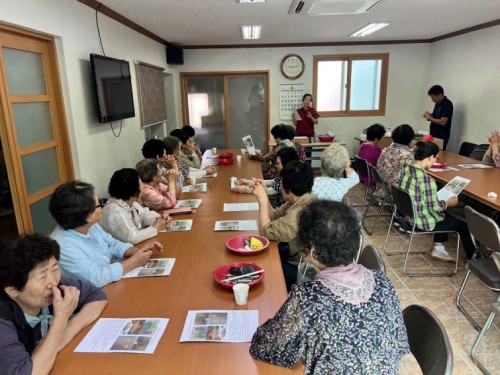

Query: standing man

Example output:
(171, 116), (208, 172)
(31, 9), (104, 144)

(423, 85), (453, 150)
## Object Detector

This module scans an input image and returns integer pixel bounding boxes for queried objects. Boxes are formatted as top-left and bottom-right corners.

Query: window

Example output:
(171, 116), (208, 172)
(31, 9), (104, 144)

(313, 53), (389, 117)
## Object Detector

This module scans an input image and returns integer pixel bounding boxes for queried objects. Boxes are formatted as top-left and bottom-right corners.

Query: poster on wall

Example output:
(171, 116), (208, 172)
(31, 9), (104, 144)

(279, 84), (305, 120)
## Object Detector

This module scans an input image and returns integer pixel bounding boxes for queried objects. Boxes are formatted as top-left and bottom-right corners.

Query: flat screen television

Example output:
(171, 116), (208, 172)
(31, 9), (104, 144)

(90, 53), (135, 123)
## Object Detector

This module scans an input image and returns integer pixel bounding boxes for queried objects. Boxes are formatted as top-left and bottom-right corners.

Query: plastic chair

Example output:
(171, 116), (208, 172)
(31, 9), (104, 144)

(383, 185), (460, 277)
(352, 155), (374, 209)
(456, 206), (500, 334)
(403, 305), (453, 375)
(469, 144), (489, 161)
(356, 244), (385, 273)
(458, 142), (477, 157)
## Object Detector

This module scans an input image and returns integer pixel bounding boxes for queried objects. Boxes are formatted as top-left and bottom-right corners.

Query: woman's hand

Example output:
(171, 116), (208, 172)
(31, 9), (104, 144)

(237, 179), (251, 186)
(231, 185), (251, 194)
(129, 246), (154, 267)
(152, 216), (168, 231)
(446, 195), (458, 207)
(204, 166), (216, 175)
(252, 179), (268, 202)
(164, 155), (177, 168)
(52, 285), (79, 321)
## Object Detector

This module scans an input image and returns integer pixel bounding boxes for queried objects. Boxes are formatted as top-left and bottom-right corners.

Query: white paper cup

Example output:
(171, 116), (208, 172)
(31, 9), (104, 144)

(232, 283), (249, 305)
(212, 147), (217, 155)
(236, 155), (242, 162)
(240, 148), (246, 154)
(191, 176), (196, 185)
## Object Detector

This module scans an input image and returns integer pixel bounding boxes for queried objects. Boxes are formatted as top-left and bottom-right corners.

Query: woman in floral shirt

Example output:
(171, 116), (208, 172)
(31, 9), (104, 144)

(375, 124), (415, 198)
(250, 200), (409, 374)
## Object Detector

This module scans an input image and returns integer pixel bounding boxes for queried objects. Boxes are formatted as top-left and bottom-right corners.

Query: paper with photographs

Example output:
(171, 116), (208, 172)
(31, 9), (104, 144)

(175, 199), (202, 208)
(223, 203), (259, 212)
(123, 258), (176, 278)
(437, 176), (471, 201)
(180, 310), (258, 343)
(214, 220), (258, 231)
(181, 183), (207, 193)
(162, 219), (193, 232)
(242, 135), (256, 155)
(75, 318), (168, 354)
(457, 164), (493, 169)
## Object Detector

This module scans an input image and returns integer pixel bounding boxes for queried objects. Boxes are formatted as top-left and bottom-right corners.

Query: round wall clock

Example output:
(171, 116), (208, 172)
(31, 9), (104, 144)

(280, 54), (304, 80)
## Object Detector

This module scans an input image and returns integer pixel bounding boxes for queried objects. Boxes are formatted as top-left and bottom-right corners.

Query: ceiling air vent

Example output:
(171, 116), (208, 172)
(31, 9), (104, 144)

(289, 0), (384, 15)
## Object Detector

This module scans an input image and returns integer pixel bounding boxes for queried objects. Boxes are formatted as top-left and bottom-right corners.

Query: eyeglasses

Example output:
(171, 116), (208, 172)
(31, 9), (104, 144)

(95, 198), (105, 209)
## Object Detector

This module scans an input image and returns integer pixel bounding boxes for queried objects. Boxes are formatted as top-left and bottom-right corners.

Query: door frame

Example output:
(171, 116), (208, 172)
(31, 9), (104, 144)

(0, 24), (74, 233)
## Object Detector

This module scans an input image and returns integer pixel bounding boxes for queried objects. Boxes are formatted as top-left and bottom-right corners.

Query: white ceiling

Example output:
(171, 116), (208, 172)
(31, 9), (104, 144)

(100, 0), (500, 47)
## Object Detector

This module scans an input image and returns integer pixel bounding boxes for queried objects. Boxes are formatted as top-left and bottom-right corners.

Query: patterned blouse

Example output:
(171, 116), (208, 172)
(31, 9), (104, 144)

(482, 151), (500, 168)
(250, 272), (409, 374)
(312, 172), (360, 202)
(375, 143), (414, 198)
(139, 183), (177, 211)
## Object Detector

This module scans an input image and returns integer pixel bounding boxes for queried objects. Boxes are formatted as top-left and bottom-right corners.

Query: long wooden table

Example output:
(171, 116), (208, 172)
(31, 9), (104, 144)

(51, 151), (302, 374)
(427, 151), (500, 211)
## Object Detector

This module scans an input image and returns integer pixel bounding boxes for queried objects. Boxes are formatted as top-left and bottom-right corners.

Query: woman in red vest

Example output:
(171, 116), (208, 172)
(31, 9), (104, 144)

(292, 94), (320, 138)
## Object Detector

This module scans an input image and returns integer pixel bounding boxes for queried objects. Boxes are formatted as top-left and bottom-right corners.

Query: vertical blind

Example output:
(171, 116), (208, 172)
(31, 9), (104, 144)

(135, 61), (166, 128)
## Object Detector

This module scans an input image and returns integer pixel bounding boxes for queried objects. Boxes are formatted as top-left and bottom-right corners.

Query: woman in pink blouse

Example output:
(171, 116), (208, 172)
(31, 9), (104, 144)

(136, 158), (178, 211)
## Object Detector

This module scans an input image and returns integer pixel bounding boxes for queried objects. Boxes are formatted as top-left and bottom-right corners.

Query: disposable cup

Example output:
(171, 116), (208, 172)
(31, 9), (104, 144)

(236, 155), (242, 162)
(212, 147), (217, 155)
(232, 283), (249, 305)
(240, 148), (246, 154)
(191, 177), (197, 185)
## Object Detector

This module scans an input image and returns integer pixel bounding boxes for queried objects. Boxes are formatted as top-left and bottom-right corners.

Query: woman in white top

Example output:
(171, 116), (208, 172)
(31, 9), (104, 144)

(100, 168), (170, 244)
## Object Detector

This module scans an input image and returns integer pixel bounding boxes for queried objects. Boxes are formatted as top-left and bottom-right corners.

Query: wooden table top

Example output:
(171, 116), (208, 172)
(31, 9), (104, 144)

(427, 151), (500, 211)
(51, 151), (302, 374)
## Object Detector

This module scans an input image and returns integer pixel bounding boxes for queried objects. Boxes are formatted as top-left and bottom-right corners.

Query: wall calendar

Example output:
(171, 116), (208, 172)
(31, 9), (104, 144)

(279, 84), (305, 121)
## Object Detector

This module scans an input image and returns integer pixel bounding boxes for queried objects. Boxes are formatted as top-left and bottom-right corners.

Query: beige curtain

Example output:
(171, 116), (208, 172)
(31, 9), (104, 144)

(135, 61), (166, 128)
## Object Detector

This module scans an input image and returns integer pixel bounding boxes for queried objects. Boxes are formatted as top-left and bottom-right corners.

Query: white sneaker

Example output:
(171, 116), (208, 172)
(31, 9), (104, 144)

(430, 249), (455, 263)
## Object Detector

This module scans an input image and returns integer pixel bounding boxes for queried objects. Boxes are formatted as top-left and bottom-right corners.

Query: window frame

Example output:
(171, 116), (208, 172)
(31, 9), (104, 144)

(313, 53), (389, 117)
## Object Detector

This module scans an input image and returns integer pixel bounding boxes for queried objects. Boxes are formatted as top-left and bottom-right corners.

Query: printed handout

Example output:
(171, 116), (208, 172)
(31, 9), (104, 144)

(180, 310), (258, 343)
(181, 183), (207, 193)
(242, 135), (256, 155)
(123, 258), (176, 278)
(457, 164), (493, 169)
(437, 176), (471, 201)
(75, 318), (169, 354)
(214, 220), (258, 231)
(223, 203), (259, 212)
(175, 199), (202, 208)
(429, 166), (459, 172)
(162, 219), (193, 232)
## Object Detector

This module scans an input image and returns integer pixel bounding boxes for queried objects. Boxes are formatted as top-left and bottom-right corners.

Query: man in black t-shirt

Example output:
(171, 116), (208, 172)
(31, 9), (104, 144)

(423, 85), (453, 150)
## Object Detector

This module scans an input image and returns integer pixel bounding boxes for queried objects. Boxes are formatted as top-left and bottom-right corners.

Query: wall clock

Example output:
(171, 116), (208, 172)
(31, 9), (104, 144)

(280, 54), (304, 80)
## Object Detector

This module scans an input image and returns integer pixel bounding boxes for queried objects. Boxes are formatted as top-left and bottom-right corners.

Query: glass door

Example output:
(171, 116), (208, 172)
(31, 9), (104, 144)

(0, 25), (74, 234)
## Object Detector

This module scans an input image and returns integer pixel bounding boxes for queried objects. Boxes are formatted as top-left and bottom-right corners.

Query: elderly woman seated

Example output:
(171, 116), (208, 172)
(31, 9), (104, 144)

(170, 129), (216, 177)
(0, 235), (108, 374)
(142, 139), (181, 184)
(250, 201), (409, 373)
(136, 158), (178, 211)
(312, 143), (359, 202)
(482, 130), (500, 167)
(50, 181), (162, 287)
(100, 168), (170, 244)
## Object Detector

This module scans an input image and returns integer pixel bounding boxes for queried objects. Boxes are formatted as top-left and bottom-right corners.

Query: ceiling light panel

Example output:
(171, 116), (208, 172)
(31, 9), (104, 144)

(350, 22), (391, 37)
(241, 25), (262, 39)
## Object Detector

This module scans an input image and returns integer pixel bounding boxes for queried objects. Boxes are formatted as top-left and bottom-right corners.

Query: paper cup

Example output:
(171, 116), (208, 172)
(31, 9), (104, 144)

(236, 155), (242, 162)
(240, 148), (246, 154)
(212, 147), (217, 155)
(191, 176), (196, 185)
(232, 283), (249, 305)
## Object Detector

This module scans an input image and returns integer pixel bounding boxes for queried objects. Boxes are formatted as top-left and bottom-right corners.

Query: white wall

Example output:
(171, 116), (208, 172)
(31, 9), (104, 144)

(180, 44), (431, 156)
(425, 25), (500, 152)
(0, 0), (172, 196)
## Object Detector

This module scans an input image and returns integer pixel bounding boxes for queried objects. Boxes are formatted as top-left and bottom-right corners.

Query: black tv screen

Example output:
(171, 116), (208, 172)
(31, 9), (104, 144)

(90, 53), (135, 123)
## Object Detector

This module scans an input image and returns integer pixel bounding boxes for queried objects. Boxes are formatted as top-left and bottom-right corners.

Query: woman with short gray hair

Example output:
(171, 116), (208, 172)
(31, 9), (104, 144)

(312, 143), (359, 201)
(136, 158), (178, 211)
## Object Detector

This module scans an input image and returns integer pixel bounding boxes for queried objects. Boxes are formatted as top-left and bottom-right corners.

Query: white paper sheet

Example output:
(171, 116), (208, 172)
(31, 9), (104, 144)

(162, 219), (193, 232)
(437, 176), (471, 201)
(122, 258), (175, 278)
(214, 220), (258, 231)
(242, 135), (256, 155)
(428, 166), (459, 172)
(179, 310), (258, 343)
(75, 318), (169, 354)
(175, 199), (202, 208)
(457, 163), (492, 169)
(181, 183), (207, 193)
(223, 203), (259, 212)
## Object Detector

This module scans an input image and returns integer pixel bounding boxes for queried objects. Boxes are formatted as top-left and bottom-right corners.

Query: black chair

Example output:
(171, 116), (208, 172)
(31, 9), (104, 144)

(360, 164), (392, 235)
(356, 244), (385, 273)
(352, 155), (374, 209)
(383, 185), (460, 276)
(469, 144), (490, 161)
(403, 305), (453, 375)
(458, 142), (477, 157)
(456, 206), (500, 334)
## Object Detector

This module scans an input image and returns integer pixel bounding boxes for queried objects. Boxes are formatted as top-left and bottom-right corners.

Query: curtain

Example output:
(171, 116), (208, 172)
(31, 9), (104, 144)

(135, 61), (166, 128)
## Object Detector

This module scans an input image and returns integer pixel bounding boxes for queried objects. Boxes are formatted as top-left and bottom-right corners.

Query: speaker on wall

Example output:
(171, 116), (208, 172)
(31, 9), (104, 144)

(166, 44), (184, 65)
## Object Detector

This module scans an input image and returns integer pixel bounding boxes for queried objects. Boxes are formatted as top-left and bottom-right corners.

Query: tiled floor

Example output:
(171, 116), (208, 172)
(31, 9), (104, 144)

(346, 185), (500, 375)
